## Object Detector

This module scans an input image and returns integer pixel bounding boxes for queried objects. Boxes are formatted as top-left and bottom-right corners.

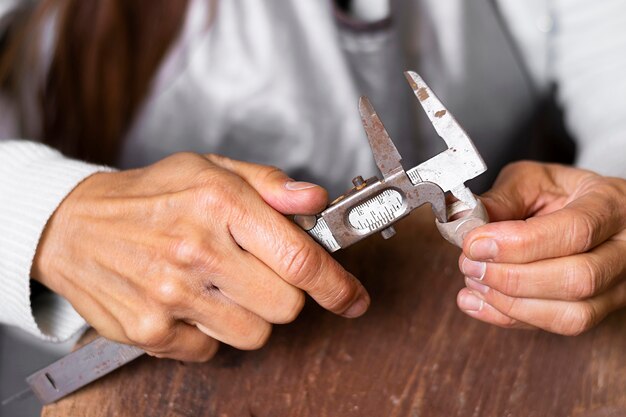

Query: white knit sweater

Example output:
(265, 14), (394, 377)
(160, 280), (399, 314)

(1, 0), (625, 342)
(0, 141), (110, 341)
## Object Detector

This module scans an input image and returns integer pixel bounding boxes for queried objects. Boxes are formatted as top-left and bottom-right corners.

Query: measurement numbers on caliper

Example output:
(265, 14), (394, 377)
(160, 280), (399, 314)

(348, 189), (405, 232)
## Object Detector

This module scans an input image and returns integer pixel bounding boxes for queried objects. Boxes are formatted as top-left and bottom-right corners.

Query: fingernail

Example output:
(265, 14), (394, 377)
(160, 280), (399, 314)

(459, 291), (484, 312)
(469, 238), (498, 261)
(285, 180), (319, 191)
(465, 277), (489, 294)
(461, 258), (486, 280)
(343, 293), (370, 318)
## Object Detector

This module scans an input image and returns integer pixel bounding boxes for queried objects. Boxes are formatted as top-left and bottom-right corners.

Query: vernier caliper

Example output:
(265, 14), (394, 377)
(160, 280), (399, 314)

(2, 71), (488, 407)
(295, 71), (489, 249)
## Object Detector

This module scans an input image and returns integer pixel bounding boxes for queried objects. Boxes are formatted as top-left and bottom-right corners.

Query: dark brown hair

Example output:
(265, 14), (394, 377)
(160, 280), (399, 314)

(0, 0), (189, 164)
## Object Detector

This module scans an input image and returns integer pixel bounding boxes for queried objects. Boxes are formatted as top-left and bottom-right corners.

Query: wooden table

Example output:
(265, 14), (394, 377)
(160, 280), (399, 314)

(43, 208), (626, 417)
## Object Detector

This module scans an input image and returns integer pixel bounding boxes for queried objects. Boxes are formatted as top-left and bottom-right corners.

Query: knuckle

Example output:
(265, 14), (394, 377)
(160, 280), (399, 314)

(240, 322), (272, 351)
(606, 179), (626, 204)
(271, 291), (306, 324)
(178, 151), (201, 161)
(570, 212), (598, 254)
(253, 165), (284, 185)
(580, 175), (608, 192)
(499, 295), (522, 318)
(127, 315), (174, 349)
(204, 153), (236, 170)
(153, 276), (187, 307)
(563, 259), (598, 300)
(558, 304), (597, 336)
(193, 177), (241, 210)
(495, 314), (519, 328)
(319, 279), (359, 313)
(593, 181), (624, 219)
(281, 242), (322, 288)
(166, 152), (201, 166)
(187, 164), (246, 208)
(502, 266), (523, 296)
(169, 236), (216, 269)
(501, 160), (537, 177)
(280, 242), (358, 313)
(191, 341), (219, 363)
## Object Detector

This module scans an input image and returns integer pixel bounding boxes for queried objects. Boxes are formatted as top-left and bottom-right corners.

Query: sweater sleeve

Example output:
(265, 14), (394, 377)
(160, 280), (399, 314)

(0, 140), (113, 342)
(552, 0), (626, 178)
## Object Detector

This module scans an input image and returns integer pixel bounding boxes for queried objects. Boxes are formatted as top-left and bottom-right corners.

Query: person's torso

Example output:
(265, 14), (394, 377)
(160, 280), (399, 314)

(107, 1), (551, 195)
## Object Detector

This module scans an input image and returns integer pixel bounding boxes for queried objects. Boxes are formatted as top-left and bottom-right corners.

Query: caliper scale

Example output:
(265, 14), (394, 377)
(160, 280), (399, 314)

(296, 71), (488, 251)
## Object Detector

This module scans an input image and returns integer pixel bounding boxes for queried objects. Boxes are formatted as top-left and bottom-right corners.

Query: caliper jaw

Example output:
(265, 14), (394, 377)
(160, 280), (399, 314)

(403, 71), (489, 247)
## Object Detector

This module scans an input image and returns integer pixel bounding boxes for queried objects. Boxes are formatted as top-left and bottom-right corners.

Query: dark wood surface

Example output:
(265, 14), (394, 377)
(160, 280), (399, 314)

(42, 208), (626, 417)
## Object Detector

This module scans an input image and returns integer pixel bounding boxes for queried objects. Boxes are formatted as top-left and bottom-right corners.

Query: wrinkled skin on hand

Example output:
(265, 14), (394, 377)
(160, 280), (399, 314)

(457, 161), (626, 335)
(32, 153), (370, 361)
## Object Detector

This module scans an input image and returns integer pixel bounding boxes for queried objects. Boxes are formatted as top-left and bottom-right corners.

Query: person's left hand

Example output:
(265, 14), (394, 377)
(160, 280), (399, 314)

(456, 161), (626, 335)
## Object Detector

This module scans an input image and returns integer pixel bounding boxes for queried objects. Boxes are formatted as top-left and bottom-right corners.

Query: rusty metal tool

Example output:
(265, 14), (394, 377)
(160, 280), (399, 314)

(2, 337), (144, 406)
(295, 71), (488, 250)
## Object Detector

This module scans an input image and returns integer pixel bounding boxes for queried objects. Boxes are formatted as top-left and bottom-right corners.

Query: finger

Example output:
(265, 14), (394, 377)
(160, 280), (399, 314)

(457, 287), (535, 330)
(201, 155), (369, 318)
(56, 284), (128, 344)
(227, 202), (370, 317)
(465, 280), (626, 335)
(465, 190), (625, 264)
(466, 162), (625, 263)
(165, 227), (306, 324)
(119, 244), (274, 352)
(207, 244), (306, 324)
(459, 239), (626, 300)
(205, 154), (328, 215)
(49, 262), (141, 344)
(147, 322), (219, 362)
(211, 172), (369, 318)
(181, 288), (273, 351)
(478, 161), (594, 222)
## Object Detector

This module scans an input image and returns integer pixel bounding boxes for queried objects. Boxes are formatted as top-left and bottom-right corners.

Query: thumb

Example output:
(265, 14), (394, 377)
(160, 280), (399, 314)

(461, 161), (546, 259)
(462, 161), (600, 263)
(479, 190), (527, 223)
(478, 162), (547, 222)
(204, 154), (328, 215)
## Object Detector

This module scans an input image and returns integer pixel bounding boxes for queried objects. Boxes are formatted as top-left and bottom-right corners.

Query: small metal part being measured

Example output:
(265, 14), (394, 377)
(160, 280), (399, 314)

(436, 199), (489, 247)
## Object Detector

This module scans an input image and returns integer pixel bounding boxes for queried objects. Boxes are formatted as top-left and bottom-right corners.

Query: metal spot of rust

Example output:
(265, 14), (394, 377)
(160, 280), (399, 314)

(417, 87), (429, 101)
(435, 110), (446, 118)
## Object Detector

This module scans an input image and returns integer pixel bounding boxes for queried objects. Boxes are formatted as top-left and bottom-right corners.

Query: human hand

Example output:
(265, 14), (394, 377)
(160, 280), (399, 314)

(32, 153), (369, 361)
(456, 161), (626, 335)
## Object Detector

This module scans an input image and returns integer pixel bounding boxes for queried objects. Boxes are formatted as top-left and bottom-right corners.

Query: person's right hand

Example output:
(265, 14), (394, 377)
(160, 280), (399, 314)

(31, 153), (370, 362)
